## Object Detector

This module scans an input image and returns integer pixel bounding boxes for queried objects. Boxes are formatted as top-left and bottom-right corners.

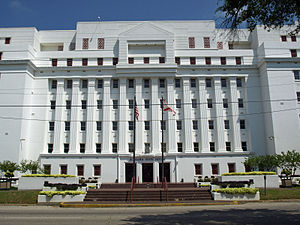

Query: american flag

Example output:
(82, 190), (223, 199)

(135, 101), (139, 120)
(162, 99), (176, 116)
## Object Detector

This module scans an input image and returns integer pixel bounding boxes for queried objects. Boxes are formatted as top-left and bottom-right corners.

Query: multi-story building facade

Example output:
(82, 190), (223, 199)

(0, 20), (299, 182)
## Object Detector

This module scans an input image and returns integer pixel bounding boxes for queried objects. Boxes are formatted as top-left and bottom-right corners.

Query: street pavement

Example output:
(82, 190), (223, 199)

(0, 201), (300, 225)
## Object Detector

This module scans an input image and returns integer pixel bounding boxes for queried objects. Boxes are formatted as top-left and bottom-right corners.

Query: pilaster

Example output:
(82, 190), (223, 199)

(118, 78), (127, 153)
(69, 79), (80, 153)
(151, 78), (160, 154)
(86, 79), (96, 153)
(53, 79), (64, 153)
(167, 78), (176, 153)
(135, 78), (143, 154)
(102, 78), (111, 153)
(198, 77), (209, 152)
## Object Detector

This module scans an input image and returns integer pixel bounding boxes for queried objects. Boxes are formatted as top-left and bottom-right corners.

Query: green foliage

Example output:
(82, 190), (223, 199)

(222, 171), (276, 176)
(0, 190), (39, 204)
(39, 191), (85, 197)
(217, 0), (300, 34)
(243, 155), (279, 172)
(277, 150), (300, 175)
(0, 161), (19, 178)
(19, 160), (42, 174)
(213, 188), (259, 195)
(21, 174), (76, 178)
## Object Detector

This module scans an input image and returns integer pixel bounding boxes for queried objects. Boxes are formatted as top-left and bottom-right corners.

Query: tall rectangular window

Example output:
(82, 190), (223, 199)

(128, 57), (134, 64)
(224, 120), (230, 129)
(44, 165), (51, 174)
(94, 165), (101, 176)
(113, 100), (118, 109)
(159, 79), (165, 88)
(204, 37), (210, 48)
(52, 59), (58, 67)
(98, 38), (104, 49)
(205, 57), (211, 65)
(177, 143), (183, 152)
(97, 58), (103, 66)
(175, 57), (180, 65)
(192, 99), (197, 108)
(0, 52), (2, 60)
(81, 121), (86, 131)
(188, 37), (195, 48)
(176, 120), (182, 130)
(281, 36), (287, 42)
(96, 121), (102, 131)
(190, 78), (196, 87)
(97, 100), (102, 109)
(236, 57), (241, 65)
(195, 164), (202, 175)
(208, 120), (214, 129)
(291, 36), (297, 42)
(144, 57), (149, 64)
(82, 80), (88, 88)
(49, 122), (54, 131)
(51, 80), (57, 89)
(193, 142), (199, 152)
(228, 163), (235, 173)
(65, 121), (70, 131)
(175, 78), (181, 88)
(81, 100), (87, 109)
(128, 121), (134, 130)
(211, 164), (219, 175)
(159, 57), (165, 64)
(161, 143), (167, 152)
(207, 99), (213, 108)
(161, 121), (166, 130)
(80, 144), (85, 153)
(145, 143), (151, 154)
(64, 144), (69, 153)
(223, 99), (228, 108)
(206, 78), (212, 87)
(82, 58), (88, 66)
(5, 37), (11, 44)
(112, 143), (118, 153)
(221, 78), (227, 87)
(297, 92), (300, 102)
(221, 57), (226, 65)
(217, 41), (223, 49)
(97, 79), (103, 88)
(128, 143), (134, 153)
(112, 121), (118, 131)
(144, 121), (150, 130)
(190, 57), (196, 65)
(60, 165), (67, 175)
(236, 78), (242, 87)
(113, 79), (118, 88)
(66, 80), (72, 89)
(67, 58), (73, 66)
(144, 79), (150, 88)
(294, 71), (300, 80)
(210, 142), (215, 152)
(192, 120), (198, 130)
(242, 142), (247, 151)
(240, 119), (245, 129)
(128, 99), (134, 109)
(144, 99), (150, 109)
(82, 38), (89, 49)
(238, 98), (244, 108)
(291, 49), (297, 57)
(128, 79), (134, 88)
(48, 144), (53, 153)
(226, 142), (231, 151)
(176, 99), (181, 108)
(50, 100), (56, 110)
(77, 165), (84, 176)
(113, 58), (118, 65)
(96, 144), (101, 153)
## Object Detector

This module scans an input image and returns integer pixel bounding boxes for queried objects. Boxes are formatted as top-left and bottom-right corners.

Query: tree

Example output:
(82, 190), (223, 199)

(217, 0), (300, 34)
(243, 155), (279, 171)
(19, 160), (42, 174)
(0, 161), (19, 178)
(277, 150), (300, 175)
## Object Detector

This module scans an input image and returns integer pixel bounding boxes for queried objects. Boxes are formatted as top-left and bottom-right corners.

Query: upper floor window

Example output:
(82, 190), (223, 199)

(188, 37), (195, 48)
(81, 100), (87, 109)
(49, 122), (54, 131)
(223, 99), (228, 108)
(194, 164), (202, 175)
(97, 58), (103, 66)
(192, 99), (197, 108)
(208, 120), (214, 129)
(97, 100), (102, 109)
(128, 79), (134, 88)
(48, 144), (53, 153)
(113, 79), (118, 88)
(221, 78), (227, 87)
(98, 38), (104, 49)
(175, 78), (181, 88)
(176, 99), (181, 108)
(66, 80), (72, 89)
(175, 57), (180, 65)
(67, 58), (72, 66)
(97, 79), (103, 88)
(82, 38), (89, 49)
(190, 78), (196, 88)
(159, 79), (165, 88)
(144, 57), (149, 64)
(80, 143), (85, 153)
(228, 43), (233, 49)
(82, 58), (88, 66)
(291, 49), (297, 57)
(291, 36), (297, 42)
(129, 99), (134, 109)
(193, 142), (199, 152)
(192, 120), (198, 130)
(51, 80), (57, 89)
(128, 57), (134, 64)
(161, 121), (166, 130)
(113, 100), (118, 109)
(66, 100), (71, 109)
(226, 142), (231, 151)
(159, 57), (165, 64)
(144, 121), (150, 130)
(221, 57), (226, 65)
(236, 57), (241, 65)
(190, 57), (196, 65)
(242, 141), (247, 151)
(297, 92), (300, 102)
(294, 71), (300, 80)
(205, 57), (211, 65)
(206, 78), (212, 87)
(128, 121), (134, 130)
(0, 52), (2, 60)
(82, 80), (88, 88)
(5, 37), (11, 44)
(207, 99), (213, 108)
(112, 143), (118, 153)
(144, 99), (150, 109)
(224, 120), (230, 129)
(112, 121), (118, 131)
(177, 143), (183, 152)
(176, 120), (182, 130)
(238, 98), (244, 108)
(52, 59), (57, 67)
(113, 57), (118, 65)
(236, 78), (242, 87)
(144, 79), (150, 88)
(281, 36), (287, 42)
(50, 100), (56, 110)
(203, 37), (210, 48)
(217, 41), (223, 49)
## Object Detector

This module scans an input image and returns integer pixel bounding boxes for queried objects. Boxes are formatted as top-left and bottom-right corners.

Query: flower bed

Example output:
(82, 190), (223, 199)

(38, 191), (85, 203)
(222, 172), (276, 176)
(212, 188), (260, 201)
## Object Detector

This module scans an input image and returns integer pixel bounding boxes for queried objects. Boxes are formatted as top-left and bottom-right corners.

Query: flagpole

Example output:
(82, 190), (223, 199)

(161, 96), (164, 182)
(133, 95), (136, 183)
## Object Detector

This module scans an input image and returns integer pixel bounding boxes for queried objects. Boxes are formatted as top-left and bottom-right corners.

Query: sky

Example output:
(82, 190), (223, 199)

(0, 0), (222, 30)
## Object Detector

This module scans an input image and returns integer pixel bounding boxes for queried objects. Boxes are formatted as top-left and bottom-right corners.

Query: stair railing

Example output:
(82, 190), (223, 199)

(162, 177), (168, 202)
(130, 177), (135, 203)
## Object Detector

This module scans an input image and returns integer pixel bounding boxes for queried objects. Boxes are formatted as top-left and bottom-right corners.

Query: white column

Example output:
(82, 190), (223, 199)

(118, 78), (127, 153)
(69, 79), (80, 153)
(182, 77), (193, 153)
(137, 162), (142, 183)
(135, 78), (143, 154)
(214, 77), (226, 152)
(151, 78), (160, 154)
(229, 77), (243, 152)
(153, 160), (159, 183)
(53, 79), (64, 153)
(167, 78), (176, 153)
(198, 77), (209, 153)
(102, 78), (111, 153)
(86, 78), (96, 153)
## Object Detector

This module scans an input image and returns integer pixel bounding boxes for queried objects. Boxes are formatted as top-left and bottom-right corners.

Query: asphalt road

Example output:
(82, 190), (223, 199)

(0, 202), (300, 225)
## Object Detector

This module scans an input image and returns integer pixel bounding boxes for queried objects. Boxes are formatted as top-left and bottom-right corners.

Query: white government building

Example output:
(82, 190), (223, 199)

(0, 20), (300, 183)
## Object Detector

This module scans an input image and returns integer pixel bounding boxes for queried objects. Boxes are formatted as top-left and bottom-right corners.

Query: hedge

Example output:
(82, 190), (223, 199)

(39, 191), (85, 197)
(221, 171), (276, 176)
(212, 188), (259, 195)
(21, 174), (76, 178)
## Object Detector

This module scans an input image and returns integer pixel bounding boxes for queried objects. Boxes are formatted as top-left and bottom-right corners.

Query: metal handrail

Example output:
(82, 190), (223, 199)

(130, 177), (135, 202)
(162, 177), (168, 202)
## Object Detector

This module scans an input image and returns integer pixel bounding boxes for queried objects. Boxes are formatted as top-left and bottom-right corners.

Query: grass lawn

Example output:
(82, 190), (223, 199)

(260, 187), (300, 200)
(0, 190), (39, 204)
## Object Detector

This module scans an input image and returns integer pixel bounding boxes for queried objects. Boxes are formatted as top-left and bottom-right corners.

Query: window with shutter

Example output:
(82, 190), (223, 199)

(67, 58), (72, 66)
(175, 57), (180, 65)
(188, 37), (195, 48)
(77, 165), (84, 176)
(94, 165), (101, 176)
(190, 57), (196, 65)
(205, 57), (211, 65)
(291, 49), (297, 57)
(60, 165), (67, 175)
(211, 164), (219, 175)
(82, 58), (88, 66)
(228, 163), (235, 173)
(204, 37), (210, 48)
(291, 36), (297, 42)
(236, 57), (241, 65)
(5, 37), (11, 44)
(194, 164), (202, 175)
(221, 57), (226, 65)
(98, 38), (104, 49)
(52, 59), (57, 66)
(97, 58), (103, 66)
(217, 42), (223, 49)
(82, 38), (89, 49)
(281, 36), (287, 42)
(144, 57), (149, 64)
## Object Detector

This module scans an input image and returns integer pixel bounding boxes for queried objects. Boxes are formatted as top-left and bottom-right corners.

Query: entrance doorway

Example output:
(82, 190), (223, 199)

(125, 163), (136, 183)
(142, 163), (153, 182)
(159, 163), (170, 182)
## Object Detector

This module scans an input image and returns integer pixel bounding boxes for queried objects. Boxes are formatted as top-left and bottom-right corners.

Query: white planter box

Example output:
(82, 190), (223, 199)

(218, 175), (279, 188)
(212, 191), (260, 201)
(18, 177), (79, 190)
(38, 194), (85, 203)
(42, 186), (87, 192)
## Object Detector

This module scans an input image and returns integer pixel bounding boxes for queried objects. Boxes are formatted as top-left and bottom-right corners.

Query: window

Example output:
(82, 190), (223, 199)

(96, 143), (101, 153)
(228, 163), (235, 173)
(161, 120), (166, 130)
(60, 165), (67, 175)
(192, 99), (197, 108)
(236, 57), (241, 65)
(81, 100), (87, 109)
(291, 49), (297, 57)
(113, 57), (118, 65)
(80, 143), (85, 153)
(128, 143), (134, 153)
(281, 36), (287, 42)
(49, 122), (54, 131)
(82, 38), (89, 49)
(177, 120), (182, 130)
(161, 143), (167, 152)
(205, 57), (211, 65)
(193, 142), (199, 152)
(204, 37), (210, 48)
(97, 58), (103, 66)
(294, 71), (300, 80)
(77, 165), (84, 176)
(67, 58), (72, 66)
(81, 121), (86, 131)
(238, 98), (244, 108)
(5, 37), (11, 44)
(210, 142), (215, 152)
(144, 79), (150, 88)
(193, 120), (198, 130)
(224, 120), (230, 129)
(228, 43), (233, 49)
(0, 52), (2, 60)
(236, 78), (242, 87)
(129, 99), (134, 109)
(128, 57), (134, 64)
(112, 143), (118, 153)
(226, 142), (231, 151)
(297, 92), (300, 102)
(97, 79), (103, 88)
(144, 57), (149, 64)
(113, 100), (118, 109)
(242, 141), (247, 151)
(94, 165), (101, 176)
(82, 80), (88, 88)
(81, 58), (88, 66)
(144, 99), (150, 109)
(159, 57), (165, 63)
(97, 100), (102, 109)
(96, 121), (102, 131)
(188, 37), (195, 48)
(223, 99), (228, 108)
(176, 99), (181, 108)
(221, 78), (227, 87)
(206, 78), (212, 87)
(190, 57), (196, 65)
(66, 80), (72, 89)
(128, 121), (134, 130)
(65, 100), (71, 110)
(145, 143), (151, 153)
(64, 144), (69, 153)
(291, 36), (297, 42)
(159, 79), (165, 88)
(177, 143), (183, 152)
(128, 79), (134, 88)
(211, 164), (219, 175)
(217, 41), (223, 49)
(208, 120), (214, 129)
(98, 38), (104, 49)
(112, 121), (118, 131)
(207, 99), (213, 108)
(52, 59), (58, 67)
(44, 165), (51, 174)
(50, 100), (56, 109)
(240, 120), (245, 129)
(221, 57), (226, 65)
(48, 144), (53, 153)
(190, 78), (196, 87)
(144, 121), (150, 130)
(65, 121), (70, 131)
(175, 78), (181, 88)
(113, 79), (118, 88)
(175, 57), (180, 65)
(195, 164), (202, 175)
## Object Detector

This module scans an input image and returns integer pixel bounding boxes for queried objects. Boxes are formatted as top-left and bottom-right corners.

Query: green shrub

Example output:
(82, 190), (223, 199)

(200, 184), (210, 187)
(39, 191), (85, 197)
(212, 188), (259, 195)
(21, 174), (76, 178)
(222, 171), (276, 176)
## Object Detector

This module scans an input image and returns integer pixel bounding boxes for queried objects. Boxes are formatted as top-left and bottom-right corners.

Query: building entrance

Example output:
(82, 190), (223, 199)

(142, 163), (153, 182)
(159, 163), (170, 182)
(125, 163), (136, 183)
